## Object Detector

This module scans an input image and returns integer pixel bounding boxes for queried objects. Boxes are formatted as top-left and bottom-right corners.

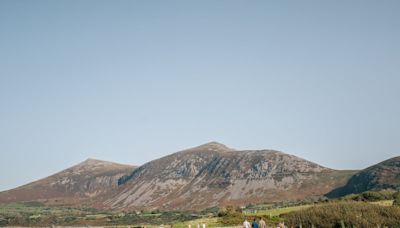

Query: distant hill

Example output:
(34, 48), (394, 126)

(327, 156), (400, 198)
(104, 142), (355, 210)
(0, 159), (134, 206)
(0, 143), (359, 210)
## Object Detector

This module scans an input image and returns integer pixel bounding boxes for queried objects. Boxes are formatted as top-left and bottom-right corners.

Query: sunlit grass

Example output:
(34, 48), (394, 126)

(173, 217), (220, 228)
(369, 199), (393, 206)
(245, 204), (313, 217)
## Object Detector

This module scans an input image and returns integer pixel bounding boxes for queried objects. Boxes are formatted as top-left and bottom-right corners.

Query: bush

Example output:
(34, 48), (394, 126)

(0, 216), (8, 226)
(393, 191), (400, 206)
(217, 206), (244, 225)
(361, 191), (387, 201)
(217, 207), (228, 217)
(283, 202), (400, 227)
(344, 190), (396, 202)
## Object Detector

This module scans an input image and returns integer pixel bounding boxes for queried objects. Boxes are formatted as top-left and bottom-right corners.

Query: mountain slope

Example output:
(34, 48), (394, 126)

(0, 159), (134, 206)
(106, 142), (355, 210)
(327, 156), (400, 197)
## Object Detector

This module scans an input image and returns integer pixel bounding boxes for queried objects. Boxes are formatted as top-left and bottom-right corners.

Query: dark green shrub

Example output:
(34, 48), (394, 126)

(393, 191), (400, 206)
(361, 191), (386, 201)
(283, 202), (400, 227)
(0, 216), (8, 226)
(217, 206), (244, 225)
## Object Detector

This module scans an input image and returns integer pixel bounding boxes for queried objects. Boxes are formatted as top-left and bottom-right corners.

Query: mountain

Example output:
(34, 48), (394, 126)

(0, 159), (134, 206)
(327, 156), (400, 197)
(104, 142), (355, 210)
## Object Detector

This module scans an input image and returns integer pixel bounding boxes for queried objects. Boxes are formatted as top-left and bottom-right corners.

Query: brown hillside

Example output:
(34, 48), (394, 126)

(0, 159), (134, 206)
(105, 142), (355, 210)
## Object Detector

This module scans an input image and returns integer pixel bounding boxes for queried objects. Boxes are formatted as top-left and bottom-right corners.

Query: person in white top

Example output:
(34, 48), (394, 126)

(243, 219), (251, 228)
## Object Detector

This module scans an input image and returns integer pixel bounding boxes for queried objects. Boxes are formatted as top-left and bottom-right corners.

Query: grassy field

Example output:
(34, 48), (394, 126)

(173, 217), (220, 228)
(246, 199), (394, 218)
(0, 202), (85, 216)
(0, 202), (213, 227)
(369, 199), (393, 206)
(283, 201), (400, 227)
(0, 194), (397, 227)
(245, 204), (313, 217)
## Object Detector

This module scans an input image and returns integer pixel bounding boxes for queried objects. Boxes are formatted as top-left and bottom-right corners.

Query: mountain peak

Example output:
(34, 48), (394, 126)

(79, 158), (108, 165)
(108, 143), (352, 210)
(71, 158), (134, 173)
(84, 158), (100, 162)
(192, 141), (234, 152)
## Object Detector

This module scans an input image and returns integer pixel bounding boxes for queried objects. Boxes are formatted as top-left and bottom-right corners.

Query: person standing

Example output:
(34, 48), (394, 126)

(251, 218), (259, 228)
(259, 218), (266, 228)
(243, 219), (251, 228)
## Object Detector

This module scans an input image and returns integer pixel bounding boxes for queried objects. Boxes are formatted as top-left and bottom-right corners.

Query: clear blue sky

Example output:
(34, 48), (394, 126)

(1, 0), (399, 191)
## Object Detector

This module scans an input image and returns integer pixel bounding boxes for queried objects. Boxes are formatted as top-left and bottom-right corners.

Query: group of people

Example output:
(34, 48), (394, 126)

(242, 218), (266, 228)
(243, 218), (284, 228)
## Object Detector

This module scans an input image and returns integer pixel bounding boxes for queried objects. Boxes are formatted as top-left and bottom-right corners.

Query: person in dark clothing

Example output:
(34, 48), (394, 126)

(251, 218), (259, 228)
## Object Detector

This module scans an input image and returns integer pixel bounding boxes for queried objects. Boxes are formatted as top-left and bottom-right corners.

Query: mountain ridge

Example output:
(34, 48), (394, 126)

(327, 156), (400, 197)
(0, 158), (134, 206)
(107, 142), (354, 210)
(0, 142), (366, 210)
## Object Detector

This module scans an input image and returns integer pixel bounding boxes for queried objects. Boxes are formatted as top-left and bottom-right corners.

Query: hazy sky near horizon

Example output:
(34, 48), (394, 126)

(0, 0), (399, 191)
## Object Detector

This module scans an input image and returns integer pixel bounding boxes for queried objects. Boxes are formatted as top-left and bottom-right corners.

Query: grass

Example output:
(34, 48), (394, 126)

(369, 199), (393, 206)
(0, 202), (211, 226)
(246, 199), (394, 216)
(0, 194), (397, 227)
(173, 217), (220, 228)
(246, 199), (394, 218)
(85, 214), (109, 219)
(0, 202), (85, 214)
(283, 201), (400, 227)
(245, 204), (313, 217)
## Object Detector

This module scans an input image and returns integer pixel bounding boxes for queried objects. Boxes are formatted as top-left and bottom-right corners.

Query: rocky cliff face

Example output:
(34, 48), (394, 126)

(0, 159), (134, 206)
(106, 142), (354, 210)
(327, 156), (400, 197)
